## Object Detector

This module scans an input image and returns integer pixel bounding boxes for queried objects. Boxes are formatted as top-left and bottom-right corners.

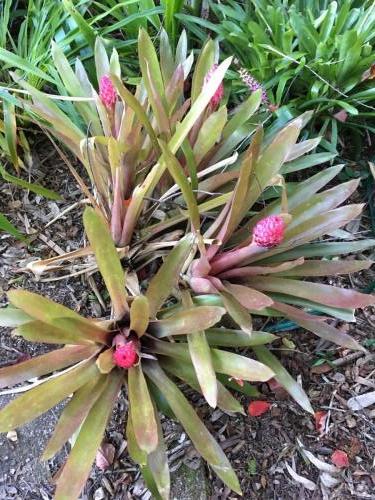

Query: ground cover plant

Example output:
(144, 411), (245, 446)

(179, 0), (375, 153)
(0, 26), (374, 499)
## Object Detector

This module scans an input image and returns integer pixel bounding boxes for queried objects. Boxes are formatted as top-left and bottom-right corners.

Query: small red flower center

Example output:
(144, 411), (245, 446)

(113, 341), (138, 369)
(253, 215), (285, 248)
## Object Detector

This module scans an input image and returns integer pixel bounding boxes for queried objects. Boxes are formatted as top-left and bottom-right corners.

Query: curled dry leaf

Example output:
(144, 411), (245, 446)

(285, 462), (316, 491)
(347, 391), (375, 411)
(331, 450), (349, 468)
(95, 442), (116, 471)
(297, 439), (339, 474)
(248, 400), (271, 417)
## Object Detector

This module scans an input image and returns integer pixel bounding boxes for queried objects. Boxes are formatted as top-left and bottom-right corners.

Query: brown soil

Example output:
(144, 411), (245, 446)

(0, 141), (374, 499)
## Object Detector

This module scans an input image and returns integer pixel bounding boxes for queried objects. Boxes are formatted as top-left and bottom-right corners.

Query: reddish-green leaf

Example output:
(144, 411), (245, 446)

(54, 370), (122, 500)
(273, 302), (364, 351)
(146, 405), (170, 500)
(83, 207), (128, 319)
(128, 364), (158, 453)
(0, 345), (98, 389)
(7, 290), (107, 337)
(14, 320), (107, 345)
(42, 374), (107, 460)
(221, 290), (253, 335)
(247, 276), (375, 309)
(143, 361), (242, 494)
(224, 283), (273, 310)
(0, 361), (98, 432)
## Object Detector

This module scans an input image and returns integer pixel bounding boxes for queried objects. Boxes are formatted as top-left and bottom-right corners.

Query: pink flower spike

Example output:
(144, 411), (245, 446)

(253, 215), (285, 248)
(204, 64), (224, 108)
(113, 340), (138, 369)
(99, 75), (117, 109)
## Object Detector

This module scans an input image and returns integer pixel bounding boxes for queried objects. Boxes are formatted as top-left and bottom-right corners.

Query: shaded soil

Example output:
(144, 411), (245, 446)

(0, 142), (374, 499)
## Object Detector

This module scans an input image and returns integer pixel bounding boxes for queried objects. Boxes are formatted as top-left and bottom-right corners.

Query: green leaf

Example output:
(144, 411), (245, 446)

(0, 165), (61, 200)
(54, 370), (122, 500)
(138, 28), (165, 102)
(275, 259), (373, 277)
(83, 207), (128, 318)
(111, 74), (160, 154)
(130, 296), (150, 337)
(160, 357), (243, 414)
(42, 374), (107, 460)
(245, 120), (302, 210)
(62, 0), (97, 49)
(223, 89), (262, 139)
(0, 47), (56, 84)
(0, 213), (24, 240)
(0, 361), (98, 432)
(146, 233), (195, 317)
(149, 306), (225, 337)
(2, 94), (18, 171)
(260, 240), (375, 263)
(211, 348), (274, 382)
(0, 345), (98, 389)
(205, 328), (277, 347)
(159, 140), (200, 230)
(0, 307), (31, 327)
(193, 107), (227, 164)
(143, 361), (241, 495)
(253, 346), (314, 414)
(14, 320), (105, 345)
(128, 364), (158, 453)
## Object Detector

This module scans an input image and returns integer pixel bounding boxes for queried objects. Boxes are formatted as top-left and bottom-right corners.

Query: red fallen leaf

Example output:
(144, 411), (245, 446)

(331, 449), (349, 468)
(248, 400), (271, 417)
(314, 411), (328, 434)
(96, 442), (116, 471)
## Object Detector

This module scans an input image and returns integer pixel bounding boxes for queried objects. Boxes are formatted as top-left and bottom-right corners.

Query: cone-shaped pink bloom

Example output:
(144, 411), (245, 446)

(99, 75), (117, 109)
(113, 340), (138, 368)
(204, 64), (224, 108)
(253, 215), (285, 248)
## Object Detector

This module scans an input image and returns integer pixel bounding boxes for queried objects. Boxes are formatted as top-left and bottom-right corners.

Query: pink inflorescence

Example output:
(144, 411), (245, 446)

(239, 68), (268, 104)
(99, 75), (117, 109)
(113, 341), (138, 369)
(204, 64), (224, 108)
(253, 215), (285, 248)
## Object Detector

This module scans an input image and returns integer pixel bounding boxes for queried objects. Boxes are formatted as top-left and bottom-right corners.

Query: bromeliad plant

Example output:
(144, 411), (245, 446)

(185, 119), (375, 366)
(1, 24), (375, 500)
(0, 207), (275, 499)
(10, 28), (267, 277)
